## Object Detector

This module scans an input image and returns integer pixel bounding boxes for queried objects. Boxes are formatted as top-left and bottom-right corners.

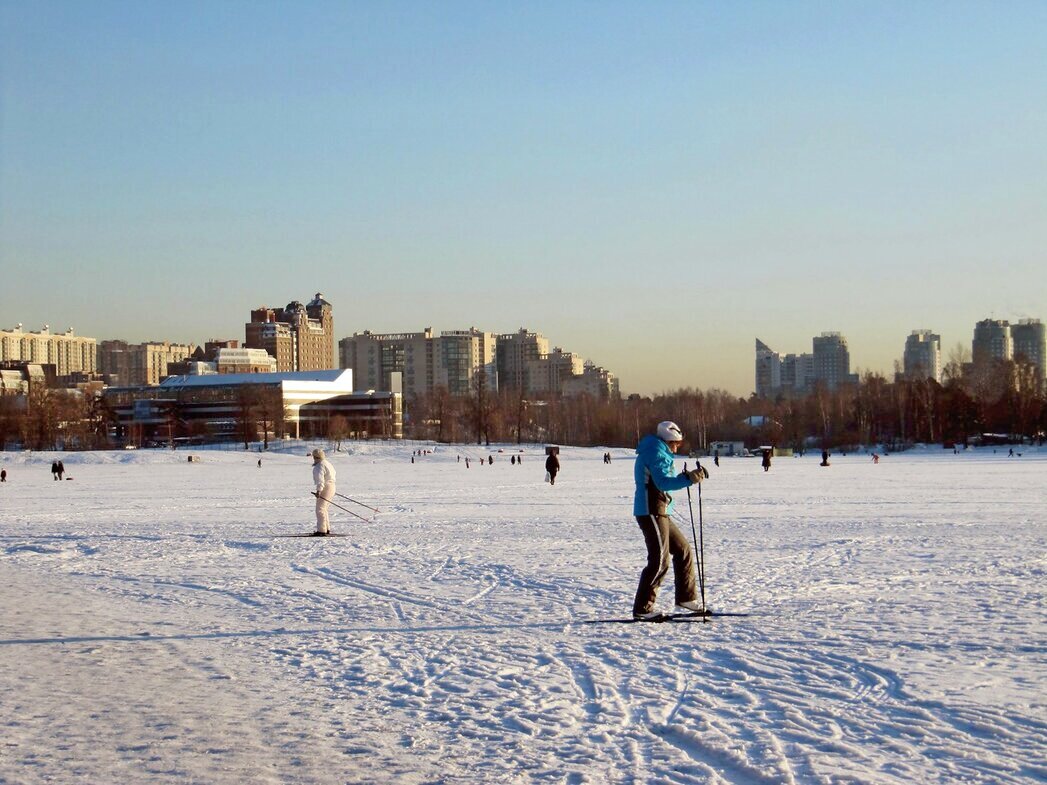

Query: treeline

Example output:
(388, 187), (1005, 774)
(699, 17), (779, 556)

(406, 357), (1046, 450)
(1, 356), (1043, 451)
(0, 387), (110, 451)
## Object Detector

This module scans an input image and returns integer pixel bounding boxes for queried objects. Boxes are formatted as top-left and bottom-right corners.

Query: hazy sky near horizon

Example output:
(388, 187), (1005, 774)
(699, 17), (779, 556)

(2, 1), (1045, 396)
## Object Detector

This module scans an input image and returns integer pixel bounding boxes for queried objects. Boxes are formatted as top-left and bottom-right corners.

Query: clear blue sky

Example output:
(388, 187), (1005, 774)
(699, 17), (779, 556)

(2, 1), (1045, 396)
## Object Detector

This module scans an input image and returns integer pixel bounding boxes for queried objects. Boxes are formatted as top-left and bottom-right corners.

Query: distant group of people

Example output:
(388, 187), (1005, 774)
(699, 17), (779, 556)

(453, 453), (527, 468)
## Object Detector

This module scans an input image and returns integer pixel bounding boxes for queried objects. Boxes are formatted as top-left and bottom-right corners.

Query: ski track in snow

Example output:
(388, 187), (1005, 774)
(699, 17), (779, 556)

(0, 444), (1044, 784)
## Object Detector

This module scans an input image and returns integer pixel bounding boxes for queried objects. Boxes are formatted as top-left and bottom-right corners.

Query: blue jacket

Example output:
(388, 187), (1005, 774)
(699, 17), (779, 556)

(633, 434), (693, 516)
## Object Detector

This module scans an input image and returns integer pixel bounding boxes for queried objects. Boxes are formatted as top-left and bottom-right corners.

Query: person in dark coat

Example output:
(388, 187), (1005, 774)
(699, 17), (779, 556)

(57, 460), (65, 480)
(1, 468), (7, 482)
(51, 461), (60, 481)
(545, 453), (560, 485)
(761, 450), (771, 472)
(821, 449), (830, 467)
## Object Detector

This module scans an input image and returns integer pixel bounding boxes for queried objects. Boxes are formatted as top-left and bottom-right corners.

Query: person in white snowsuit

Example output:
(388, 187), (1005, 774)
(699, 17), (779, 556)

(311, 448), (337, 535)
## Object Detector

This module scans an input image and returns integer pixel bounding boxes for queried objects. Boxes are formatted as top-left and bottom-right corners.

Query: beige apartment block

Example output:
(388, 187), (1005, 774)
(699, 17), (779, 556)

(215, 347), (278, 374)
(525, 348), (584, 395)
(339, 329), (435, 395)
(562, 362), (619, 400)
(0, 324), (97, 378)
(132, 342), (196, 386)
(339, 327), (497, 396)
(497, 328), (549, 391)
(246, 293), (334, 372)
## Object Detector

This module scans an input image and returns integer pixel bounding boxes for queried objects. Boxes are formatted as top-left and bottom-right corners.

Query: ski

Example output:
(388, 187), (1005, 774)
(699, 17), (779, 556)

(273, 532), (350, 538)
(582, 610), (750, 625)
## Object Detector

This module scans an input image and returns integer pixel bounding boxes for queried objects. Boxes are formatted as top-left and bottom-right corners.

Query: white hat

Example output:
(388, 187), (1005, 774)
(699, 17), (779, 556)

(656, 421), (684, 442)
(312, 448), (325, 460)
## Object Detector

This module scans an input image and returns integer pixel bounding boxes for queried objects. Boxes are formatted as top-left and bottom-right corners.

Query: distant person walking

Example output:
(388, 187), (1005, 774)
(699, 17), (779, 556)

(57, 460), (65, 480)
(1, 468), (6, 482)
(51, 461), (59, 481)
(311, 448), (337, 536)
(545, 452), (560, 485)
(820, 449), (830, 467)
(632, 421), (707, 620)
(714, 450), (720, 467)
(761, 450), (772, 472)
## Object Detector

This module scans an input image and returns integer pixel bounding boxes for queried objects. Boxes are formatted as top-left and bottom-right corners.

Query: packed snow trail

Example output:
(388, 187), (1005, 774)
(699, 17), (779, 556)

(1, 445), (1043, 783)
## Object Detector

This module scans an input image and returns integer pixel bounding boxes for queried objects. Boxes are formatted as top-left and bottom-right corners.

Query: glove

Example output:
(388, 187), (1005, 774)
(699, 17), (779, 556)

(686, 464), (710, 484)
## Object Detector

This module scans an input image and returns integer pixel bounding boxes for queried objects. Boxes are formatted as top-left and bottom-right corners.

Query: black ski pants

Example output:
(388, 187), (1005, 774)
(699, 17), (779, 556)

(633, 514), (697, 616)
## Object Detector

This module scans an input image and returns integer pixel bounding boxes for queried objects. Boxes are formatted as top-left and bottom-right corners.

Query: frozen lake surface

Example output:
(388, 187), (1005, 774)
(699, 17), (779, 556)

(1, 443), (1044, 784)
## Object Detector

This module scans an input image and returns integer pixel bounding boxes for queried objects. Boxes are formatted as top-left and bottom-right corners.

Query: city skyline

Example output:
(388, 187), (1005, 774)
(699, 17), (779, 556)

(4, 312), (1044, 399)
(2, 2), (1046, 396)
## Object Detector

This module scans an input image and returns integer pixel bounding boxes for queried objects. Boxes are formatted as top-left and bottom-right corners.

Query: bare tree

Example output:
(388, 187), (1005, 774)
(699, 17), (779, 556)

(254, 385), (286, 449)
(234, 385), (262, 449)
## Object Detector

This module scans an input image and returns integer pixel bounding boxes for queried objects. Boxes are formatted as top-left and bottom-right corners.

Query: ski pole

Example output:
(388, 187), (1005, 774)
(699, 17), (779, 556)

(312, 492), (372, 522)
(696, 466), (707, 612)
(333, 492), (380, 513)
(684, 462), (707, 612)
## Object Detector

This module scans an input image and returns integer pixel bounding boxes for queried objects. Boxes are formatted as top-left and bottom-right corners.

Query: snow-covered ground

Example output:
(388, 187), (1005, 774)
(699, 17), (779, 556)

(0, 443), (1044, 784)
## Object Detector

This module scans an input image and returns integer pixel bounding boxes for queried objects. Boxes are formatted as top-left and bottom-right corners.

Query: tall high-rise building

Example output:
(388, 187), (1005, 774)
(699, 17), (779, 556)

(497, 329), (550, 391)
(0, 324), (97, 379)
(972, 319), (1012, 366)
(903, 330), (942, 382)
(1011, 319), (1046, 382)
(245, 293), (334, 371)
(812, 332), (854, 390)
(434, 329), (497, 396)
(780, 352), (815, 395)
(755, 339), (781, 398)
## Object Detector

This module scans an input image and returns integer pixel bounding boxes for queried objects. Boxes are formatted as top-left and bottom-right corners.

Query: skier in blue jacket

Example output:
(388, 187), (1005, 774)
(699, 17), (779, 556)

(632, 421), (707, 619)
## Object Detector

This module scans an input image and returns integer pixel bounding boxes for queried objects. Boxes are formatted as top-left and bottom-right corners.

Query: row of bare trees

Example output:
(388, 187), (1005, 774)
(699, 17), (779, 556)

(1, 356), (1043, 451)
(402, 357), (1046, 450)
(0, 388), (110, 451)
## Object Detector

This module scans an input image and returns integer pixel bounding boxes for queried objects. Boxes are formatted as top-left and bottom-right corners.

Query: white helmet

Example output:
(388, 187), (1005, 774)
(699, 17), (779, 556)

(656, 421), (684, 442)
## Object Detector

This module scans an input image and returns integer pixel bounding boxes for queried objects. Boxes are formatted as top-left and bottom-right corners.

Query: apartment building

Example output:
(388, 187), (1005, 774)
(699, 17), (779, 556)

(812, 333), (855, 390)
(1011, 319), (1046, 382)
(339, 329), (434, 394)
(972, 319), (1013, 366)
(245, 293), (334, 372)
(755, 339), (781, 398)
(340, 326), (613, 399)
(902, 331), (942, 382)
(0, 324), (97, 379)
(755, 333), (856, 396)
(561, 362), (620, 399)
(526, 348), (584, 395)
(432, 329), (497, 396)
(497, 329), (550, 391)
(98, 340), (195, 386)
